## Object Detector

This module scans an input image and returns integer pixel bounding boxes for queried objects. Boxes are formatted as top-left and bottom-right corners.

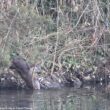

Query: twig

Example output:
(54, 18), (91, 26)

(1, 10), (18, 54)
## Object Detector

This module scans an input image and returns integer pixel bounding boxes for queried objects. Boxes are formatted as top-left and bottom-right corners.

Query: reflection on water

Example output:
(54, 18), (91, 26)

(0, 86), (110, 110)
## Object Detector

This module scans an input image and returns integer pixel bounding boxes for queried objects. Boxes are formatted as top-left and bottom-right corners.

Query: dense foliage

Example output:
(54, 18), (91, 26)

(0, 0), (110, 75)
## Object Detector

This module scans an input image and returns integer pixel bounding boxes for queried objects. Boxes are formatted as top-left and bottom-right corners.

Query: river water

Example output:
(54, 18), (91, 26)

(0, 85), (110, 110)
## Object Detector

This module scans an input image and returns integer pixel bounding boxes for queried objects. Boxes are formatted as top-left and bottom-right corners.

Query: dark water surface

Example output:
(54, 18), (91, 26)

(0, 86), (110, 110)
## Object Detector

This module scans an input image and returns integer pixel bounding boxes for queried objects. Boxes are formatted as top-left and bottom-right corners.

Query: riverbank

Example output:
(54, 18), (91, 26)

(0, 0), (110, 90)
(0, 56), (110, 90)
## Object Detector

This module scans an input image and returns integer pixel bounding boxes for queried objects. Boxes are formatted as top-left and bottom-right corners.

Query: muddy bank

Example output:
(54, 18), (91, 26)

(0, 56), (110, 90)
